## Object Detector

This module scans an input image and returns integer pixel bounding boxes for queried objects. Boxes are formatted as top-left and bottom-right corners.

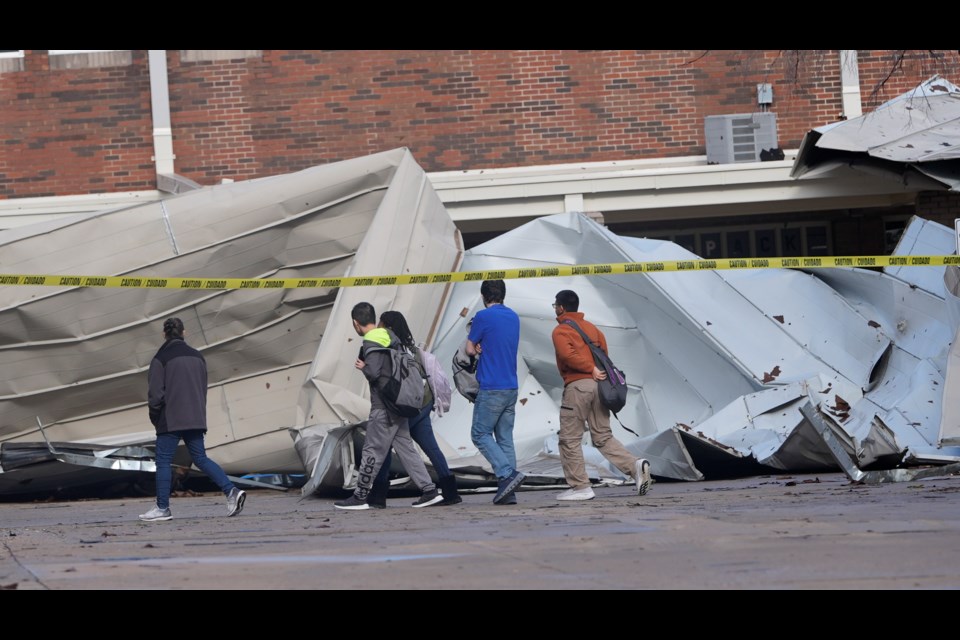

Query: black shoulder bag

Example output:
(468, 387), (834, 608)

(563, 320), (638, 436)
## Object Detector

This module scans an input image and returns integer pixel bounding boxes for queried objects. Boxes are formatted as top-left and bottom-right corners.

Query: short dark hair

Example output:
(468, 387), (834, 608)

(163, 317), (185, 340)
(480, 279), (506, 304)
(554, 290), (579, 312)
(351, 302), (376, 326)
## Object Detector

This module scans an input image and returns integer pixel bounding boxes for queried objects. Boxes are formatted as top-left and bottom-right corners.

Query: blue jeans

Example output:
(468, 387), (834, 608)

(374, 404), (452, 487)
(470, 388), (518, 479)
(155, 430), (234, 510)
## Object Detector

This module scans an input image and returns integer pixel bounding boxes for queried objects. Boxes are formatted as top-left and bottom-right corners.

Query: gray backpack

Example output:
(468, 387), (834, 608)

(365, 344), (427, 418)
(452, 340), (479, 403)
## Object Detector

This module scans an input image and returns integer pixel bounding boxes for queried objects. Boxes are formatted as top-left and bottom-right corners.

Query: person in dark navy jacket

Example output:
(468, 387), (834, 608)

(139, 317), (246, 522)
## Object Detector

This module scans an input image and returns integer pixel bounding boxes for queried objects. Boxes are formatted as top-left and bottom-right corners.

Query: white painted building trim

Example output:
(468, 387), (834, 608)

(840, 50), (863, 119)
(0, 191), (162, 230)
(148, 51), (176, 177)
(429, 151), (920, 231)
(0, 152), (922, 234)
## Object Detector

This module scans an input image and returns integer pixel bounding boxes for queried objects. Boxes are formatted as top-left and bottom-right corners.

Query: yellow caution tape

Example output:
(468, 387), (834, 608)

(0, 255), (957, 289)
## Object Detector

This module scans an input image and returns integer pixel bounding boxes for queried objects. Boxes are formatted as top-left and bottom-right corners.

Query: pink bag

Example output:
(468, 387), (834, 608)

(418, 347), (452, 416)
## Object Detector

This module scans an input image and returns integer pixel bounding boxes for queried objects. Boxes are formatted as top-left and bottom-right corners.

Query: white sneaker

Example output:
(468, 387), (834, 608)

(556, 487), (595, 501)
(139, 505), (172, 522)
(634, 459), (652, 496)
(226, 488), (246, 517)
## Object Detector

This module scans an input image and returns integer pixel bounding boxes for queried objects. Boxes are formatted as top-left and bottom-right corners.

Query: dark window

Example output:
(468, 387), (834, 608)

(701, 232), (722, 259)
(883, 220), (907, 253)
(782, 228), (802, 256)
(806, 226), (829, 256)
(727, 231), (749, 258)
(675, 234), (695, 253)
(755, 229), (776, 257)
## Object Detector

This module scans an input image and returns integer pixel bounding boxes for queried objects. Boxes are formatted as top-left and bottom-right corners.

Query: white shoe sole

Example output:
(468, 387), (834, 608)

(556, 493), (595, 501)
(412, 494), (444, 508)
(635, 459), (652, 496)
(227, 491), (246, 517)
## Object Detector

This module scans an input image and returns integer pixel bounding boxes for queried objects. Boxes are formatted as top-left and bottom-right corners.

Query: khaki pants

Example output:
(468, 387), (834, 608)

(559, 378), (638, 489)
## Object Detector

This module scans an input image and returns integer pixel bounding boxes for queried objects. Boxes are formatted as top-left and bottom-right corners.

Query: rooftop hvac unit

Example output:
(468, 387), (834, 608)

(705, 113), (779, 164)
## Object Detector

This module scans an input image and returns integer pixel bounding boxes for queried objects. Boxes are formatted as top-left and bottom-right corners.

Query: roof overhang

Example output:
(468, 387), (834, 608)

(430, 153), (923, 233)
(792, 75), (960, 194)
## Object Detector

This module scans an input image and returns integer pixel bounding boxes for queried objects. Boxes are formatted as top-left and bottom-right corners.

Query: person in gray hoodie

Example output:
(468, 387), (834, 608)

(366, 310), (461, 508)
(139, 317), (246, 522)
(334, 302), (443, 510)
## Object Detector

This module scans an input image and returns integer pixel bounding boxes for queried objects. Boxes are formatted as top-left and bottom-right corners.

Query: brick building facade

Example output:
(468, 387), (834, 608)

(2, 50), (959, 253)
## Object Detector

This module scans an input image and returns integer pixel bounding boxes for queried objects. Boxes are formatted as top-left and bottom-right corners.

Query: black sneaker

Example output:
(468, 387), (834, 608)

(500, 491), (517, 505)
(411, 489), (443, 508)
(334, 494), (370, 510)
(493, 470), (525, 504)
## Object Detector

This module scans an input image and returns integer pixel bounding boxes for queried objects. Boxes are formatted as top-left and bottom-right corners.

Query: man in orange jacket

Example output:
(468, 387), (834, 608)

(551, 289), (651, 501)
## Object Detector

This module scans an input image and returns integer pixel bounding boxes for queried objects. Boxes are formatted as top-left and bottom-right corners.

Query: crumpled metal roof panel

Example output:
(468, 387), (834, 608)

(792, 76), (960, 191)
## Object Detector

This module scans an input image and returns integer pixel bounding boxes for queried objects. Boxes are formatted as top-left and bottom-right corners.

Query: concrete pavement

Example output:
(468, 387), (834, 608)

(2, 471), (959, 589)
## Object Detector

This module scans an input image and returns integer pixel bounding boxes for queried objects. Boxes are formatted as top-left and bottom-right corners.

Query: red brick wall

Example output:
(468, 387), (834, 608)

(168, 50), (260, 183)
(169, 50), (850, 177)
(0, 50), (154, 198)
(856, 50), (960, 108)
(2, 50), (959, 197)
(918, 191), (960, 227)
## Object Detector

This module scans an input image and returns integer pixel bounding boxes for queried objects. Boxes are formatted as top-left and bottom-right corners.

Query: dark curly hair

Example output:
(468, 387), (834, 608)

(163, 317), (185, 340)
(379, 310), (416, 349)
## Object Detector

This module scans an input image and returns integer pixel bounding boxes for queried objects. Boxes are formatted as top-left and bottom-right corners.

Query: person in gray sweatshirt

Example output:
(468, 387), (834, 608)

(333, 302), (443, 510)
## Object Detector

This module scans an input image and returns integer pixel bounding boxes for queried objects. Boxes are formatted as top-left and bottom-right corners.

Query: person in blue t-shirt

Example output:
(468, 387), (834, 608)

(466, 279), (526, 504)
